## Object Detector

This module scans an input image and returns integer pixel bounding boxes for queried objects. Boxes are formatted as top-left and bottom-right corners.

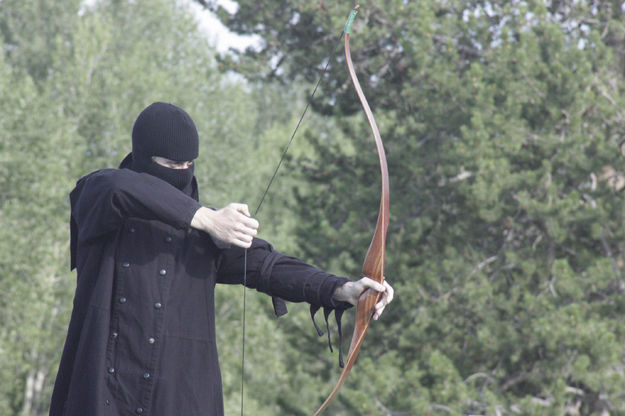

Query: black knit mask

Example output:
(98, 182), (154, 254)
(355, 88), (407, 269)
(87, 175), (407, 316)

(130, 102), (199, 190)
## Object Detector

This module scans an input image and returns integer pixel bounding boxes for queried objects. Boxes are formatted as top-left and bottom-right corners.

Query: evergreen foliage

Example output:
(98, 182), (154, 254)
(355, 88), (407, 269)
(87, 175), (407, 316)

(212, 0), (625, 414)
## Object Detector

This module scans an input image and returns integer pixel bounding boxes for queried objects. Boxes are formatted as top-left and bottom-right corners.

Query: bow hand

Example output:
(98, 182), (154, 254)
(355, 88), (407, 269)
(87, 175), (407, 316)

(332, 277), (394, 320)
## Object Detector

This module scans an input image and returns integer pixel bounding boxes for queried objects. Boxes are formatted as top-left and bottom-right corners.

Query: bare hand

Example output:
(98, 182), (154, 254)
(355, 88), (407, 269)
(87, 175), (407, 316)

(191, 203), (259, 248)
(332, 277), (394, 320)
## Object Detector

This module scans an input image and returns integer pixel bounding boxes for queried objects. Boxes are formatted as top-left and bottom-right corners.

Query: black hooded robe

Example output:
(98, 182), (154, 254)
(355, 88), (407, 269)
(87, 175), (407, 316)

(49, 163), (349, 416)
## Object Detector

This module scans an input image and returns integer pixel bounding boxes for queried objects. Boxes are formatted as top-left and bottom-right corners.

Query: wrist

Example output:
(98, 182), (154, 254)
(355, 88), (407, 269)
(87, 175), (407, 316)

(191, 206), (214, 233)
(331, 280), (352, 305)
(332, 284), (344, 302)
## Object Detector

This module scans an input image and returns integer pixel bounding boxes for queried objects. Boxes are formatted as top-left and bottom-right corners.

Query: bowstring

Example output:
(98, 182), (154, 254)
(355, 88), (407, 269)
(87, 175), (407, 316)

(240, 20), (349, 416)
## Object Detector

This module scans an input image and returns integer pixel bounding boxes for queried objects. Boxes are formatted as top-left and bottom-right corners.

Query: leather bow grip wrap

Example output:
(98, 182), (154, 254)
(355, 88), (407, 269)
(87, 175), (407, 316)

(313, 5), (390, 415)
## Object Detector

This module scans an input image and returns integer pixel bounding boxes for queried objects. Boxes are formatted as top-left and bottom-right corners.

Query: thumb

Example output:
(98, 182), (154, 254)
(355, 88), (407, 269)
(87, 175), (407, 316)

(360, 276), (385, 292)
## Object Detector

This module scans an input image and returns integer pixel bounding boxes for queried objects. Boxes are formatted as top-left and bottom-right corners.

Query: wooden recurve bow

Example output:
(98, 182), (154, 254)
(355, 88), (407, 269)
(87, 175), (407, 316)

(313, 5), (390, 415)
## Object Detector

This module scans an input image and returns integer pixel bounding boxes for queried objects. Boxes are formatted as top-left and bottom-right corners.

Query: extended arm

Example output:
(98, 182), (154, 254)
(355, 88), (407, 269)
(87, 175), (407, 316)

(217, 238), (350, 309)
(217, 239), (393, 317)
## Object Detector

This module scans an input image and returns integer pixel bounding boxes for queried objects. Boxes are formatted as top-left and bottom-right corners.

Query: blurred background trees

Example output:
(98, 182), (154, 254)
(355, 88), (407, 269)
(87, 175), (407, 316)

(1, 0), (625, 414)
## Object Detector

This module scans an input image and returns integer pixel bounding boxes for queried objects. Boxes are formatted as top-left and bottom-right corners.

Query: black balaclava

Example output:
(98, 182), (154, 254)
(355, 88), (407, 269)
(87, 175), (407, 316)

(130, 102), (199, 190)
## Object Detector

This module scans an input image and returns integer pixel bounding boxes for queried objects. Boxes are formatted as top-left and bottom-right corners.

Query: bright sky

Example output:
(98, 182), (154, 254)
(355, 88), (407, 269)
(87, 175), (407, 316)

(184, 0), (260, 52)
(80, 0), (259, 52)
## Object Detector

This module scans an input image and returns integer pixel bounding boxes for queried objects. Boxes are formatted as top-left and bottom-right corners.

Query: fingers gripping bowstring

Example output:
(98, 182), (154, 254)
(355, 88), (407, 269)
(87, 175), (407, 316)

(240, 13), (352, 416)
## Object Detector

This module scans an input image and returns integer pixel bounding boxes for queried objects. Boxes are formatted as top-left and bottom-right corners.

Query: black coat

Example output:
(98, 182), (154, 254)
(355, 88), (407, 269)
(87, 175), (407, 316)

(50, 160), (349, 416)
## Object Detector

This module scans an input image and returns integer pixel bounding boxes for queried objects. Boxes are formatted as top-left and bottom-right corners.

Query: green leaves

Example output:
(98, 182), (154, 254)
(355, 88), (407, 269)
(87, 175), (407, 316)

(214, 0), (625, 414)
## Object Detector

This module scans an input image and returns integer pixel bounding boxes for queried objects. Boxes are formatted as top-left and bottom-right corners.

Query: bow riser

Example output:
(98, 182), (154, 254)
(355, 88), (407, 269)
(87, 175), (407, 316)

(362, 195), (389, 284)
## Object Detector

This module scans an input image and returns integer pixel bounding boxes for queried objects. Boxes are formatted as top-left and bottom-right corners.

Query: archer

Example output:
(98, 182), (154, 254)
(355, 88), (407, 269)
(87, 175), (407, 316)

(49, 102), (393, 416)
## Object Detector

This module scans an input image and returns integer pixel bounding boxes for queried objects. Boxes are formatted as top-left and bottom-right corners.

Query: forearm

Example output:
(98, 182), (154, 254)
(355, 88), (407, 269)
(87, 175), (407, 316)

(217, 240), (350, 309)
(72, 169), (201, 242)
(190, 206), (215, 231)
(266, 256), (351, 309)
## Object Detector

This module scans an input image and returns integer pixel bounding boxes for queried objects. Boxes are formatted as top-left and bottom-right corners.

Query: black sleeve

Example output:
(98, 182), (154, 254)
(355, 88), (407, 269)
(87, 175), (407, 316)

(216, 238), (351, 310)
(70, 168), (201, 247)
(217, 237), (354, 367)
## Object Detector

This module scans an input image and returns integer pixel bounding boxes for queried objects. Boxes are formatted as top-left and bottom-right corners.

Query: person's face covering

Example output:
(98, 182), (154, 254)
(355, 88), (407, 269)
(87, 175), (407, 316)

(130, 102), (199, 190)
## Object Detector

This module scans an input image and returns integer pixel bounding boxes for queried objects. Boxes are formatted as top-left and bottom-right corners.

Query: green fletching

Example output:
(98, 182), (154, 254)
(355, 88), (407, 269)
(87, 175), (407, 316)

(344, 8), (358, 34)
